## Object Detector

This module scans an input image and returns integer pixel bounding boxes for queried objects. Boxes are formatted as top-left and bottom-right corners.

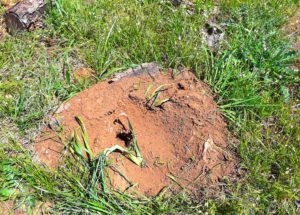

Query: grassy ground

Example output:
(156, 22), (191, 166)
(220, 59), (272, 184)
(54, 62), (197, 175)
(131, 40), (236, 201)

(0, 0), (299, 214)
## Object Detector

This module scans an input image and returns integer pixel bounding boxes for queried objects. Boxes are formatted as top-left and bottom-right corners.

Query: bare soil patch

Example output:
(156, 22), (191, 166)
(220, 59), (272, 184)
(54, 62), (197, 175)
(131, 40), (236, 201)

(283, 9), (300, 51)
(0, 201), (26, 215)
(35, 63), (237, 196)
(282, 9), (300, 70)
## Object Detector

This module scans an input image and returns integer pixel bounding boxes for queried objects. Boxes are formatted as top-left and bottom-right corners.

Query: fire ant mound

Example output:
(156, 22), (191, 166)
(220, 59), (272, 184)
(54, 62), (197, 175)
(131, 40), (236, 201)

(35, 63), (237, 197)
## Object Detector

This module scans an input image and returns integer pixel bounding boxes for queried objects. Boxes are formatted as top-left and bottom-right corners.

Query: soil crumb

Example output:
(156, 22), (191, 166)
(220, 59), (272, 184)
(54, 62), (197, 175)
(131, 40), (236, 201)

(35, 63), (237, 196)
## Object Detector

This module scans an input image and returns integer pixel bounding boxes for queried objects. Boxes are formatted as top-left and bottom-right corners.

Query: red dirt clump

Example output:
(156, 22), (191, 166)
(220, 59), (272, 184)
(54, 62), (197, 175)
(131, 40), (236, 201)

(35, 63), (237, 196)
(73, 67), (96, 84)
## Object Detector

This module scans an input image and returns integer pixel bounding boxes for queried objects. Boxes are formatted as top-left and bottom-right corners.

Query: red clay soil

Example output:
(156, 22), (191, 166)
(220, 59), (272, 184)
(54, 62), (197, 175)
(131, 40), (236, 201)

(35, 63), (237, 197)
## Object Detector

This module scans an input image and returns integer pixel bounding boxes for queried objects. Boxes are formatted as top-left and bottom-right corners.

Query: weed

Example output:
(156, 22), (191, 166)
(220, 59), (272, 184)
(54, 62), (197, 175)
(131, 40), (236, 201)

(145, 84), (171, 108)
(127, 119), (143, 163)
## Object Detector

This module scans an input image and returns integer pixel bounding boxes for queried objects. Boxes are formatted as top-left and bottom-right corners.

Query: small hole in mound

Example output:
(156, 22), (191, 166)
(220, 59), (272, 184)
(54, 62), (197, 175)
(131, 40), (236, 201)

(116, 132), (132, 147)
(114, 118), (133, 147)
(205, 24), (214, 35)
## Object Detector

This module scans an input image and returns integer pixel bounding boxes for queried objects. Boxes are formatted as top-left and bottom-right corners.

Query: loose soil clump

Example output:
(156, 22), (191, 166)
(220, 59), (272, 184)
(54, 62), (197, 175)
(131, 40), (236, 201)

(35, 63), (237, 197)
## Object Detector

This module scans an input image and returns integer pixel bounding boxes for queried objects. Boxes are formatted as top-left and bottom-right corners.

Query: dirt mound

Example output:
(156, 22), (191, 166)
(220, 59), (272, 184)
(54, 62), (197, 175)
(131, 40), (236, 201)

(35, 63), (237, 196)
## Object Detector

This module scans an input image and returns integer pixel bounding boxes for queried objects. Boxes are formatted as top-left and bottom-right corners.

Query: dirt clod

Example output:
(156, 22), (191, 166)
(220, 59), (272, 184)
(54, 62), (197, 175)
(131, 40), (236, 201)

(35, 63), (237, 196)
(73, 67), (96, 84)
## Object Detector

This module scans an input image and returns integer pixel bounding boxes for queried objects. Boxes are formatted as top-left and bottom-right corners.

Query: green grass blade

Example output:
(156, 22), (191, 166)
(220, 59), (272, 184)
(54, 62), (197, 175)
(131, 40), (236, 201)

(75, 116), (93, 162)
(127, 119), (142, 160)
